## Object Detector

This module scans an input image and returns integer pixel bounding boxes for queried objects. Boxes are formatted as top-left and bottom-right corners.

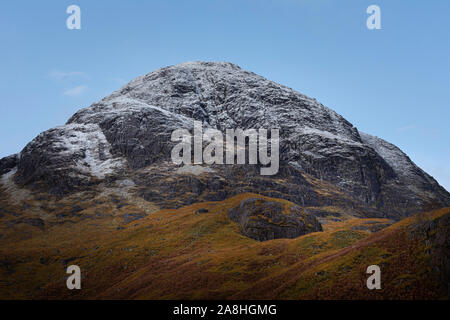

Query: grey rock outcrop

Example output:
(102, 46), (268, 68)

(0, 154), (18, 176)
(228, 198), (322, 241)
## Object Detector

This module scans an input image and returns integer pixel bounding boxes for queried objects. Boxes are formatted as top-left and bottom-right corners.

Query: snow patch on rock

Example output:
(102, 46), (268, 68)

(0, 168), (33, 204)
(52, 123), (125, 179)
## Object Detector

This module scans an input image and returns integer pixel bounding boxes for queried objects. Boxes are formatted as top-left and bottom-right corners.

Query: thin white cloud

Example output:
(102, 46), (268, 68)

(397, 125), (416, 132)
(64, 85), (87, 96)
(49, 71), (87, 80)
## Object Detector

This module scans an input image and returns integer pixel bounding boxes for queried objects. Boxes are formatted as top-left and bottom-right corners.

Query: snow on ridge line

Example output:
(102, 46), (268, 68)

(359, 131), (434, 185)
(359, 131), (408, 170)
(293, 126), (363, 147)
(71, 95), (194, 128)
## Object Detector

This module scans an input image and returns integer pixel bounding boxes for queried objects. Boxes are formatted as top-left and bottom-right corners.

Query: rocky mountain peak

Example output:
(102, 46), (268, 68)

(1, 61), (449, 219)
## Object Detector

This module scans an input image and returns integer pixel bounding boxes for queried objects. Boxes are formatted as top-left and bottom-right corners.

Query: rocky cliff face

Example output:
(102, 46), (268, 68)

(1, 61), (449, 220)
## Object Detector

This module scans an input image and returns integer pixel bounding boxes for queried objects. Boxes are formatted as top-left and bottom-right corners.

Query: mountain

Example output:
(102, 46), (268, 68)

(2, 61), (448, 217)
(0, 61), (449, 299)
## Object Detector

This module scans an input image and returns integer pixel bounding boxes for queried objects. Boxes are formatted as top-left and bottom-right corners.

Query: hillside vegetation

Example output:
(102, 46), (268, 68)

(0, 191), (448, 299)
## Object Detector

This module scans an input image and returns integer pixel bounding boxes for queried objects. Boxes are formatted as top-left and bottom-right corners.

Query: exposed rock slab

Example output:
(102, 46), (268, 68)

(228, 198), (322, 241)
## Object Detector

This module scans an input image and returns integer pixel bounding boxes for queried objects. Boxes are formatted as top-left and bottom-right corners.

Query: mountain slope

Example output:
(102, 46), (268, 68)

(0, 193), (447, 299)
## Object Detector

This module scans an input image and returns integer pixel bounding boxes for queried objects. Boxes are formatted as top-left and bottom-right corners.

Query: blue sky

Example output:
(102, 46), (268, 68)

(0, 0), (449, 191)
